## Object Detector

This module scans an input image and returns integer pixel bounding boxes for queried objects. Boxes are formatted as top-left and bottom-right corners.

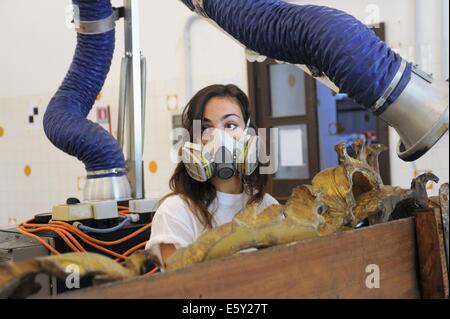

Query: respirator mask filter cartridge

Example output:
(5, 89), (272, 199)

(181, 123), (259, 182)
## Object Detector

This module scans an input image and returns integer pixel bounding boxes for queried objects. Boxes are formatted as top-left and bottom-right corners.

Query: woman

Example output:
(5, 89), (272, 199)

(146, 84), (278, 267)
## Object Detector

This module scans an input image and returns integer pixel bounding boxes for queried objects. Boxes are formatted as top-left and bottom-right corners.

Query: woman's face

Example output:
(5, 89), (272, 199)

(201, 97), (246, 145)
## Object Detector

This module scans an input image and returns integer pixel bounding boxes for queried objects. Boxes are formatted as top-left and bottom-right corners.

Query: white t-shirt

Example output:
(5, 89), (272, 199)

(145, 191), (278, 266)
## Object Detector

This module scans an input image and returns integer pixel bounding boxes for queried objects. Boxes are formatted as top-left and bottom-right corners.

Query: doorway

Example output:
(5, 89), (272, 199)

(247, 23), (391, 203)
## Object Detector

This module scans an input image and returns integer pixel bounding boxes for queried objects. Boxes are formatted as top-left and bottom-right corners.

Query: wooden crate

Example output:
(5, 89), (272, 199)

(59, 209), (448, 299)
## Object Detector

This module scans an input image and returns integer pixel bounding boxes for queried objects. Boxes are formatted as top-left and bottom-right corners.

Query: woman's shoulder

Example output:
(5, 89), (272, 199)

(261, 193), (279, 206)
(158, 194), (188, 210)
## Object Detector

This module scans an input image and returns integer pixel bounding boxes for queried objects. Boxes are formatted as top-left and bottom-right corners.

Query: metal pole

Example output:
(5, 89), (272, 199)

(141, 55), (147, 153)
(184, 15), (201, 102)
(117, 57), (129, 149)
(124, 0), (144, 199)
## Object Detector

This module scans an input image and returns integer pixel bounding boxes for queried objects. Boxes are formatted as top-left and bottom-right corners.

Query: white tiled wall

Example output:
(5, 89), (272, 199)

(0, 93), (85, 226)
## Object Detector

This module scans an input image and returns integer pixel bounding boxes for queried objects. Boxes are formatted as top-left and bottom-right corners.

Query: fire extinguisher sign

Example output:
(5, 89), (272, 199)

(96, 105), (112, 134)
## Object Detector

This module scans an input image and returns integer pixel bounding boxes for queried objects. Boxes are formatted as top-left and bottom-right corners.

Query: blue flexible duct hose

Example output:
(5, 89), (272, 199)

(180, 0), (412, 113)
(44, 0), (125, 178)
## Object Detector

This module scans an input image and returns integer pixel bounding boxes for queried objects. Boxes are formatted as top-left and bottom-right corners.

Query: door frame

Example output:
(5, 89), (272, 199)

(246, 22), (391, 201)
(247, 59), (320, 202)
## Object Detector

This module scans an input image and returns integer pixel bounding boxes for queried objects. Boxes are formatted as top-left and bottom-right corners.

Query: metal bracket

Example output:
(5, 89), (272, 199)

(306, 65), (324, 77)
(75, 7), (123, 35)
(412, 64), (434, 84)
(192, 0), (208, 18)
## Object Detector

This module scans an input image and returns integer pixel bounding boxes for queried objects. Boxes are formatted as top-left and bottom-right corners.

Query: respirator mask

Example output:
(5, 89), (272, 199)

(181, 120), (259, 182)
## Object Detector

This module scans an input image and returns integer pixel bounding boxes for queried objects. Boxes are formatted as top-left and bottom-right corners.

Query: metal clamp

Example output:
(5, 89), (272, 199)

(75, 7), (122, 35)
(192, 0), (208, 18)
(369, 59), (408, 113)
(86, 168), (127, 177)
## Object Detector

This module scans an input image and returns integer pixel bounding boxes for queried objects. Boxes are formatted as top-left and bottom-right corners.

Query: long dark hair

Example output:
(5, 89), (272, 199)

(161, 84), (268, 229)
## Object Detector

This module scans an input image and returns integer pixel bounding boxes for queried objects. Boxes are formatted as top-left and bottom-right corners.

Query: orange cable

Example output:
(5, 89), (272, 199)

(122, 241), (146, 257)
(44, 223), (129, 260)
(19, 223), (84, 252)
(16, 226), (61, 255)
(144, 267), (159, 276)
(49, 220), (151, 246)
(19, 224), (83, 253)
(22, 222), (126, 260)
(18, 217), (151, 262)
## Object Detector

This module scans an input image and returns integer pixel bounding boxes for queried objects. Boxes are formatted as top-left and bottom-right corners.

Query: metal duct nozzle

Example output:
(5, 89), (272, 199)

(84, 175), (132, 201)
(379, 66), (449, 162)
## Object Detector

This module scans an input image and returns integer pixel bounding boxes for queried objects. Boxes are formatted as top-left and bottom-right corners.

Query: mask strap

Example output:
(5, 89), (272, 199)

(242, 118), (251, 136)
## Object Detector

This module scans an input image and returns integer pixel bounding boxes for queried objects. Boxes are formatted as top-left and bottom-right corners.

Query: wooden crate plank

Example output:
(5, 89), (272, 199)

(415, 208), (449, 299)
(60, 218), (420, 299)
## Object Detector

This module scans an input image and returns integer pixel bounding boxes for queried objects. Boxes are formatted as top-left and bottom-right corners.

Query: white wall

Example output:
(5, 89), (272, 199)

(442, 0), (449, 80)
